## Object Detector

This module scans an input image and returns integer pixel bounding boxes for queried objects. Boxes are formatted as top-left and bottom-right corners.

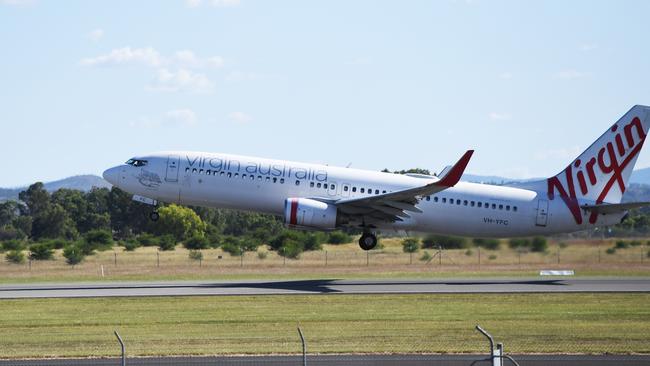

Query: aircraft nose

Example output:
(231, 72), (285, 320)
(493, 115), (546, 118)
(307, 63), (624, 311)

(102, 166), (121, 186)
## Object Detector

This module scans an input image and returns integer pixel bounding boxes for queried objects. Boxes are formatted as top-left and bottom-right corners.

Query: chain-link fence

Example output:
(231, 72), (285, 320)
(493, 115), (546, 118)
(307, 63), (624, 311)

(0, 326), (648, 366)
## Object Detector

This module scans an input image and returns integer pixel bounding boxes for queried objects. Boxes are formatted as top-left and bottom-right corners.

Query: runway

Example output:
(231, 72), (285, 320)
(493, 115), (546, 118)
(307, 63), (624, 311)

(1, 278), (649, 298)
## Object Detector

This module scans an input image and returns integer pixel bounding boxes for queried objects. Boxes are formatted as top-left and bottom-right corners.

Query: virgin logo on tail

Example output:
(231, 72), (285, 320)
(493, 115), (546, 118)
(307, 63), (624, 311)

(547, 117), (646, 225)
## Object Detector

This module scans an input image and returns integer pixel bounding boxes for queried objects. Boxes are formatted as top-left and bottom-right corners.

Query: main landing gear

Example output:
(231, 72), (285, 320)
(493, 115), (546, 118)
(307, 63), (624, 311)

(359, 232), (378, 251)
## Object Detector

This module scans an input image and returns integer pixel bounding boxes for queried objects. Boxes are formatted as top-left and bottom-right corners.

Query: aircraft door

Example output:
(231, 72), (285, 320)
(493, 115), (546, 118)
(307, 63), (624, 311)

(165, 155), (180, 182)
(535, 199), (549, 227)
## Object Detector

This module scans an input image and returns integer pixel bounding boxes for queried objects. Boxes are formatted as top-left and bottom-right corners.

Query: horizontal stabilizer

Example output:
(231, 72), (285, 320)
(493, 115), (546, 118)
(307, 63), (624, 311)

(582, 201), (650, 215)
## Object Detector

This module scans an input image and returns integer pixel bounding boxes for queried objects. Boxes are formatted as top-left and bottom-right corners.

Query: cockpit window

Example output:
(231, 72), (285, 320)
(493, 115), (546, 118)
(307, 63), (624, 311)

(126, 159), (148, 167)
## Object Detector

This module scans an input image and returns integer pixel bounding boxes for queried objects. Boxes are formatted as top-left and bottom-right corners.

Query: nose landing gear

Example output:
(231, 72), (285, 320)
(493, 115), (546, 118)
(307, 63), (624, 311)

(359, 232), (378, 251)
(149, 210), (160, 222)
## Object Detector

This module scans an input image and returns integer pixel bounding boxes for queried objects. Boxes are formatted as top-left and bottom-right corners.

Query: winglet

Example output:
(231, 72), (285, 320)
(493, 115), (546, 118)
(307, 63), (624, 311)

(435, 150), (474, 187)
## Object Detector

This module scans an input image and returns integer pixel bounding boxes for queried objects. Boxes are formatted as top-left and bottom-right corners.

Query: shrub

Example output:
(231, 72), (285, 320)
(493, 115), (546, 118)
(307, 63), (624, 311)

(327, 231), (352, 244)
(419, 251), (432, 262)
(465, 249), (474, 256)
(158, 235), (177, 251)
(221, 236), (243, 256)
(402, 238), (420, 253)
(257, 251), (268, 260)
(473, 238), (500, 250)
(122, 239), (141, 252)
(615, 240), (630, 249)
(630, 240), (642, 247)
(188, 250), (203, 261)
(422, 235), (467, 249)
(531, 237), (548, 253)
(2, 239), (25, 252)
(605, 247), (617, 255)
(5, 250), (25, 264)
(488, 254), (497, 260)
(240, 236), (263, 252)
(63, 245), (84, 265)
(647, 250), (650, 258)
(508, 238), (530, 249)
(29, 243), (54, 260)
(80, 229), (113, 255)
(303, 233), (324, 251)
(184, 235), (210, 250)
(559, 242), (568, 249)
(278, 240), (303, 259)
(136, 233), (159, 247)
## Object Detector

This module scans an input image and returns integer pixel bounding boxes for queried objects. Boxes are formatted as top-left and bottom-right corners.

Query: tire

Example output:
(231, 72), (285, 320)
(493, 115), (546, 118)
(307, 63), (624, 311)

(358, 233), (377, 251)
(149, 211), (160, 222)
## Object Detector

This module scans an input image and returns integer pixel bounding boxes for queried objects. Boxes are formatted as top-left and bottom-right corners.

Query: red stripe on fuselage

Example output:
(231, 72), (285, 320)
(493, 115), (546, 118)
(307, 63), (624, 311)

(290, 198), (298, 225)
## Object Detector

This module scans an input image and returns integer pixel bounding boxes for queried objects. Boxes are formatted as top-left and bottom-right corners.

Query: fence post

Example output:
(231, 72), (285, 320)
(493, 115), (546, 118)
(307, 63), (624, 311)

(114, 252), (117, 266)
(297, 326), (307, 366)
(478, 247), (481, 269)
(325, 251), (328, 267)
(156, 251), (160, 268)
(366, 251), (369, 266)
(114, 330), (125, 366)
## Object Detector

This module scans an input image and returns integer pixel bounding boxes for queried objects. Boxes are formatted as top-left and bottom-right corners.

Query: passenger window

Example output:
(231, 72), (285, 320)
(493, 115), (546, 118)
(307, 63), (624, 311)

(251, 175), (255, 180)
(442, 198), (446, 203)
(332, 184), (336, 190)
(206, 170), (211, 175)
(352, 187), (357, 192)
(492, 204), (496, 209)
(199, 169), (204, 174)
(485, 203), (489, 208)
(360, 188), (365, 193)
(185, 168), (190, 173)
(499, 204), (503, 210)
(434, 197), (439, 202)
(426, 196), (430, 201)
(456, 199), (461, 205)
(257, 176), (261, 181)
(295, 180), (300, 186)
(464, 200), (468, 206)
(513, 206), (518, 212)
(373, 189), (378, 194)
(344, 186), (349, 191)
(280, 178), (285, 184)
(234, 173), (239, 178)
(220, 171), (225, 176)
(242, 174), (247, 179)
(478, 202), (482, 208)
(310, 182), (314, 188)
(506, 205), (510, 211)
(273, 177), (277, 183)
(266, 177), (270, 182)
(317, 182), (321, 188)
(192, 168), (197, 173)
(471, 201), (475, 207)
(382, 190), (386, 194)
(227, 172), (232, 178)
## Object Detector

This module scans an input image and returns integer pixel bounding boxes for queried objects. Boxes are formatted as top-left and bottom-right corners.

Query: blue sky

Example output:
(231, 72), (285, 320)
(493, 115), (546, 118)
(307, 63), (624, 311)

(1, 0), (650, 187)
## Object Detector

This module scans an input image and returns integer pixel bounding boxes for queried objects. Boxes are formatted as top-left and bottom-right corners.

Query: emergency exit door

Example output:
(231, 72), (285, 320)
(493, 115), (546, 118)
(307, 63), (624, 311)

(536, 199), (549, 227)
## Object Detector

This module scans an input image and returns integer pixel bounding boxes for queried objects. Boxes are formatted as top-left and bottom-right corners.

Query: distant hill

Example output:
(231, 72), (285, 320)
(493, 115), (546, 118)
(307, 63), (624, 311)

(0, 175), (110, 201)
(464, 167), (650, 186)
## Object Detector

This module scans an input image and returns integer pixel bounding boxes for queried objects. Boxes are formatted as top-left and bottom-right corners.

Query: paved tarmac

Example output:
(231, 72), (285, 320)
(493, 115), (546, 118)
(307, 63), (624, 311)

(0, 354), (648, 366)
(0, 278), (649, 298)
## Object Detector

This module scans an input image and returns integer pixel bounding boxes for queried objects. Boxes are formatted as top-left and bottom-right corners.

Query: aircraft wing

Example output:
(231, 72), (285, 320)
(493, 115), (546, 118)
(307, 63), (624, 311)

(582, 201), (650, 215)
(334, 150), (474, 224)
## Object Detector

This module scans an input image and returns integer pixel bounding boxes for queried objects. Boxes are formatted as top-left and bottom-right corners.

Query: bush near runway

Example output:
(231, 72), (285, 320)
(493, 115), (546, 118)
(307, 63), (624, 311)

(0, 294), (648, 358)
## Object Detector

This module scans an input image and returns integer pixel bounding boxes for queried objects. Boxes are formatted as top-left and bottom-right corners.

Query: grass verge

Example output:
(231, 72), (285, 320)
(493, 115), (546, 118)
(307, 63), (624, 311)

(0, 293), (648, 358)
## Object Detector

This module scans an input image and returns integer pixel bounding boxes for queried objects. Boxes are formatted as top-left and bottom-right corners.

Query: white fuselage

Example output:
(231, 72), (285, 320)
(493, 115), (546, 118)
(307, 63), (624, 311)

(104, 151), (625, 237)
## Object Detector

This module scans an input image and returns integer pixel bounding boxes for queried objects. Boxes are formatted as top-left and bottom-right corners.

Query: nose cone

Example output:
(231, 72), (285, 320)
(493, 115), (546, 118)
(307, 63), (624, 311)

(102, 166), (121, 186)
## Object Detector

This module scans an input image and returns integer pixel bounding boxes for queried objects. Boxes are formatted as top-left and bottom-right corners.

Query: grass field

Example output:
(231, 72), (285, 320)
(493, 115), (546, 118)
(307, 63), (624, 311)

(0, 293), (648, 358)
(1, 238), (650, 283)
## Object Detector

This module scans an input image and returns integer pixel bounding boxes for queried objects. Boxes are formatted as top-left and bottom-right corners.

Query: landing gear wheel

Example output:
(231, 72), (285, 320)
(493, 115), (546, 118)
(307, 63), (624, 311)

(149, 211), (160, 222)
(359, 233), (377, 251)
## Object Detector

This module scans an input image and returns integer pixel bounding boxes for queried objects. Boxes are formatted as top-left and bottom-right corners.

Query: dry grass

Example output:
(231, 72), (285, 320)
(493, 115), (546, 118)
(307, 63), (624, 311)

(1, 237), (649, 283)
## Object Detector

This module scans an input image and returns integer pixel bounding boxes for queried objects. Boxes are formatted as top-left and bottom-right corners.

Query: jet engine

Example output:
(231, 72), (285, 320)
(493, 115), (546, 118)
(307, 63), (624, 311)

(284, 198), (338, 230)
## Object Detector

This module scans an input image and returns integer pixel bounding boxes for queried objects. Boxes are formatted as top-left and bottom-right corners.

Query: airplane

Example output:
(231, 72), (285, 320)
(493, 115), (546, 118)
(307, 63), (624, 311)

(103, 105), (650, 250)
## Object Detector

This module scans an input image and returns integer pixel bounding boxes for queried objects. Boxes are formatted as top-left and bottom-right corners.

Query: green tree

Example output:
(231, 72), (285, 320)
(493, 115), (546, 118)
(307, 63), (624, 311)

(158, 234), (177, 251)
(18, 182), (50, 217)
(32, 203), (78, 240)
(327, 231), (352, 244)
(473, 238), (500, 250)
(422, 234), (466, 249)
(29, 242), (54, 260)
(63, 245), (85, 266)
(189, 250), (203, 262)
(402, 237), (420, 253)
(531, 237), (548, 253)
(155, 204), (206, 241)
(184, 235), (210, 250)
(79, 229), (113, 255)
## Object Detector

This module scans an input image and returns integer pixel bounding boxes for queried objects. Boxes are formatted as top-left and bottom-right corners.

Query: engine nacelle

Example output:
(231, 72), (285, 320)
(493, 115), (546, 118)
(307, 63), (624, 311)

(284, 198), (337, 230)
